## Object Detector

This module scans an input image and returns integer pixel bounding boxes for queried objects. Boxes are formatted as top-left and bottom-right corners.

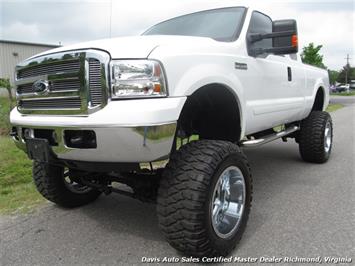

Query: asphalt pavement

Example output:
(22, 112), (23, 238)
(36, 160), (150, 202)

(0, 97), (354, 265)
(330, 95), (355, 106)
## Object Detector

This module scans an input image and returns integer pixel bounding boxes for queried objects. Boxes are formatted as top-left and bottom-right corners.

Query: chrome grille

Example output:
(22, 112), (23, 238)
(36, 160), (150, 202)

(19, 97), (82, 109)
(89, 59), (103, 107)
(51, 79), (81, 92)
(17, 79), (80, 94)
(17, 60), (80, 79)
(16, 84), (33, 94)
(15, 50), (109, 115)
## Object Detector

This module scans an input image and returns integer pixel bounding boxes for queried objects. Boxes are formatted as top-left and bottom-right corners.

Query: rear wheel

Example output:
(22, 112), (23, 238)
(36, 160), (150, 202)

(157, 140), (252, 257)
(33, 162), (101, 208)
(298, 111), (333, 163)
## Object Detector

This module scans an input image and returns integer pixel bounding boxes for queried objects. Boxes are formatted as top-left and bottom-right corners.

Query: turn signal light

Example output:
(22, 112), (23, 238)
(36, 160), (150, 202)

(154, 84), (161, 93)
(291, 34), (298, 48)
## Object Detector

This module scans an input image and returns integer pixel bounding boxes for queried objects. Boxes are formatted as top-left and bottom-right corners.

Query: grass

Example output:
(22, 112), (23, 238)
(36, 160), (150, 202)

(0, 97), (14, 135)
(0, 96), (45, 214)
(326, 103), (344, 112)
(0, 136), (45, 214)
(331, 91), (355, 96)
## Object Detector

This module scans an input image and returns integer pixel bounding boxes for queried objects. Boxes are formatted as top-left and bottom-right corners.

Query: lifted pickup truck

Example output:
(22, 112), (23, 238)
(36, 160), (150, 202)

(10, 6), (332, 256)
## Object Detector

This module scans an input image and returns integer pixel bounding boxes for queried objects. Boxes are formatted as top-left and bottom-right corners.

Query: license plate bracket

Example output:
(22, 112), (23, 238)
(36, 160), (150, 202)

(26, 138), (54, 162)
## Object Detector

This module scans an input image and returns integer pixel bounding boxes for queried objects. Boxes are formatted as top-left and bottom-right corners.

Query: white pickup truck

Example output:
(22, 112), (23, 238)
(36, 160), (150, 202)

(10, 6), (332, 256)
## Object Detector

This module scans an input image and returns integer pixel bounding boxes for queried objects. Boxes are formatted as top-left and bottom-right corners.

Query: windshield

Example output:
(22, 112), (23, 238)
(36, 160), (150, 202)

(143, 7), (246, 42)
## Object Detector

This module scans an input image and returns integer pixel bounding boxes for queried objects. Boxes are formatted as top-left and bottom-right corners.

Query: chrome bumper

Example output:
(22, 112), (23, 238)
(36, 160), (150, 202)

(12, 123), (176, 163)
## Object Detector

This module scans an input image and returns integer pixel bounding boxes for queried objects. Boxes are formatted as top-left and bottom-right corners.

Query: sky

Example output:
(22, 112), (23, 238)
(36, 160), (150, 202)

(0, 0), (354, 70)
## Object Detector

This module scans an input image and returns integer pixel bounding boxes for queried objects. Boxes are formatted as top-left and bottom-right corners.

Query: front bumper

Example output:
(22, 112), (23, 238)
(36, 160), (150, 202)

(11, 123), (176, 162)
(10, 97), (186, 163)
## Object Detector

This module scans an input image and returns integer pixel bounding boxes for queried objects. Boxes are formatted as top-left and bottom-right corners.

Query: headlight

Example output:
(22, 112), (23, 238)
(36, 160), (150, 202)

(111, 60), (167, 98)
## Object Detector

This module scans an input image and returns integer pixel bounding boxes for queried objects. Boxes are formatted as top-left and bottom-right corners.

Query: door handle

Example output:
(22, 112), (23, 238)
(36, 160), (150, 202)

(287, 66), (292, 81)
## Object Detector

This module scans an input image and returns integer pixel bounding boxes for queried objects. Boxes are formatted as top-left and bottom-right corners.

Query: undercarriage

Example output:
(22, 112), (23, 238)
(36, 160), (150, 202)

(68, 168), (163, 203)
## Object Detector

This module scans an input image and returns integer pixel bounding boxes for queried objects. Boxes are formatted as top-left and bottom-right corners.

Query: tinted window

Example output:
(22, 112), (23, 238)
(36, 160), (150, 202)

(143, 7), (246, 42)
(248, 11), (272, 50)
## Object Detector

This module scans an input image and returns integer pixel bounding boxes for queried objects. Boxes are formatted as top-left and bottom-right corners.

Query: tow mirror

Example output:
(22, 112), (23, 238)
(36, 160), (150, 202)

(248, 19), (298, 56)
(272, 20), (298, 54)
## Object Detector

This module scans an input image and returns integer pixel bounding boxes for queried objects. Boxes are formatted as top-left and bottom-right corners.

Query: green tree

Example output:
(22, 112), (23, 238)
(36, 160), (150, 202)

(337, 64), (355, 84)
(0, 78), (13, 107)
(328, 70), (339, 85)
(301, 43), (326, 69)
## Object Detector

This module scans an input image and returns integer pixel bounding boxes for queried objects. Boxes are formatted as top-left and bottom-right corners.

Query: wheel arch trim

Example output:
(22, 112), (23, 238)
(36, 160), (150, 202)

(180, 79), (246, 140)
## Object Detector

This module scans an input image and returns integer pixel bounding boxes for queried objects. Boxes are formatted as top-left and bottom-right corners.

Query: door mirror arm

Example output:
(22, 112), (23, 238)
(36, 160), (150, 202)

(248, 30), (296, 43)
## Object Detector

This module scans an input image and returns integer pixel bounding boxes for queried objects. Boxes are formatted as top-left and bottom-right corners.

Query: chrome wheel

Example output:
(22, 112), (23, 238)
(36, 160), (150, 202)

(211, 166), (246, 239)
(324, 121), (332, 153)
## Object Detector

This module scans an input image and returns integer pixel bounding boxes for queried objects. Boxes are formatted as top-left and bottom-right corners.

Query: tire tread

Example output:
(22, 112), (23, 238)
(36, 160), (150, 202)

(32, 162), (100, 208)
(157, 140), (252, 256)
(299, 111), (332, 163)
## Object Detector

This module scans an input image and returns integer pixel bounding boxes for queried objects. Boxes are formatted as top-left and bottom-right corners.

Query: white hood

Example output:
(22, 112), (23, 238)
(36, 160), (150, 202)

(31, 35), (217, 59)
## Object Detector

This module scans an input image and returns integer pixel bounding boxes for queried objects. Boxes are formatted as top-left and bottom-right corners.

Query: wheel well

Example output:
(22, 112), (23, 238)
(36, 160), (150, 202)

(177, 84), (241, 142)
(312, 87), (325, 111)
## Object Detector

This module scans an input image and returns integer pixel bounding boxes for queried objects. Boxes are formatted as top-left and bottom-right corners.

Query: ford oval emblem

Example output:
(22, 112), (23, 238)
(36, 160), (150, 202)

(32, 80), (49, 94)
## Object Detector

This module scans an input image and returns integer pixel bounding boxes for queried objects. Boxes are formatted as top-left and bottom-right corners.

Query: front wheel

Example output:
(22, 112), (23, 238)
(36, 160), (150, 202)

(298, 111), (333, 163)
(33, 162), (101, 208)
(157, 140), (252, 257)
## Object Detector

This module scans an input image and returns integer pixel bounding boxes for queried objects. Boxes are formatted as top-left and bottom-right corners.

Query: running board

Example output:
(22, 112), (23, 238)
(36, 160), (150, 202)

(240, 125), (300, 148)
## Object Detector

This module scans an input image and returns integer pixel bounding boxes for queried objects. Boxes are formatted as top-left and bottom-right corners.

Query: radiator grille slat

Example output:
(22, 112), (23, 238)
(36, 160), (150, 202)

(89, 59), (103, 107)
(17, 79), (81, 94)
(17, 60), (80, 79)
(17, 84), (33, 94)
(19, 98), (81, 110)
(51, 79), (80, 91)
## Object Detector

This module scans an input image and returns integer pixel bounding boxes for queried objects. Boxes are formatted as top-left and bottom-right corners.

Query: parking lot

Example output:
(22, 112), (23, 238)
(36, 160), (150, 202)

(0, 97), (354, 265)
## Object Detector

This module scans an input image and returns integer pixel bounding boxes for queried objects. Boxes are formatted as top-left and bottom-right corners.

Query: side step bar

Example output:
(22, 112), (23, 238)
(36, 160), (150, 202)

(240, 125), (300, 148)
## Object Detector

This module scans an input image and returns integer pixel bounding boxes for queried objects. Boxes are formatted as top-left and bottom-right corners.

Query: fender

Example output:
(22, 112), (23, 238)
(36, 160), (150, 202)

(313, 77), (329, 109)
(303, 77), (329, 118)
(170, 63), (246, 139)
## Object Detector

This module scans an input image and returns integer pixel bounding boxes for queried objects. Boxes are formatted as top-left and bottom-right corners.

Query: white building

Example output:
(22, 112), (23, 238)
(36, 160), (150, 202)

(0, 40), (59, 87)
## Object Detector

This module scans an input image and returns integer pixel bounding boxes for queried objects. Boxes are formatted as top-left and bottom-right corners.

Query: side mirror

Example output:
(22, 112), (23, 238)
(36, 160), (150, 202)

(272, 19), (298, 54)
(248, 19), (298, 56)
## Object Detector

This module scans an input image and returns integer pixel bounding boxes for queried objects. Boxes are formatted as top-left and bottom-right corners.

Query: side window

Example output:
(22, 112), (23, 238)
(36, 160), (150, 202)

(248, 11), (272, 52)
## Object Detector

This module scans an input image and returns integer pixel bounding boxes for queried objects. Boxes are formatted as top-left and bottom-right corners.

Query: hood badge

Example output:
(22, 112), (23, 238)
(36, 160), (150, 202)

(32, 80), (49, 94)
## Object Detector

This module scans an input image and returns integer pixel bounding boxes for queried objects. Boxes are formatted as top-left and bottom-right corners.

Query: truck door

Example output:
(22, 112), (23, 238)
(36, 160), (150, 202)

(242, 11), (304, 134)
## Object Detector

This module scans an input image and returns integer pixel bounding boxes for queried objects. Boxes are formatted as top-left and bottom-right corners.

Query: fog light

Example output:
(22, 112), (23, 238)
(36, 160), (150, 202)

(64, 130), (96, 149)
